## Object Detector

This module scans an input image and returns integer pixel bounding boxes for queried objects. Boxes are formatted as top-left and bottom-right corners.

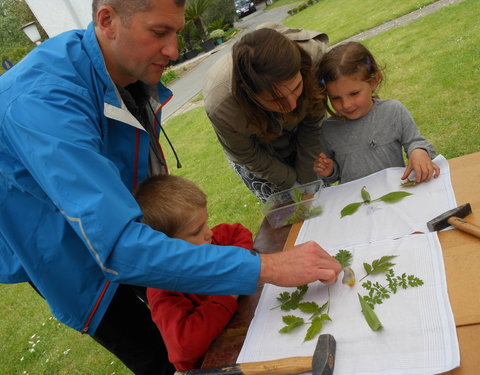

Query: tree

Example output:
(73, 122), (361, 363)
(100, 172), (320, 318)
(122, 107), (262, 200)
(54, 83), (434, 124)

(1, 0), (47, 47)
(184, 0), (213, 41)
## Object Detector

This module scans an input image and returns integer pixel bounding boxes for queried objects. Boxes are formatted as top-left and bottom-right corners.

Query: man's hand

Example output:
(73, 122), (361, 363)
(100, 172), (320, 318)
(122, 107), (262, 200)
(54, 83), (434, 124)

(402, 148), (440, 182)
(258, 241), (342, 286)
(313, 153), (334, 177)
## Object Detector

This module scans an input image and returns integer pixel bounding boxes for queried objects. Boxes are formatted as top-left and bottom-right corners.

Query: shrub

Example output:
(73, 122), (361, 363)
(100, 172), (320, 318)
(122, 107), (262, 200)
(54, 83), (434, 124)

(210, 29), (225, 40)
(207, 18), (227, 32)
(161, 69), (179, 86)
(203, 0), (237, 27)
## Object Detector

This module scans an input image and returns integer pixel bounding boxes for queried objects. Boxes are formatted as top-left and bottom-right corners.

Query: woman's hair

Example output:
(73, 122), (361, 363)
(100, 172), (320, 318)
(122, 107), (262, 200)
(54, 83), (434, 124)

(92, 0), (185, 26)
(317, 41), (384, 116)
(231, 28), (325, 140)
(134, 174), (207, 237)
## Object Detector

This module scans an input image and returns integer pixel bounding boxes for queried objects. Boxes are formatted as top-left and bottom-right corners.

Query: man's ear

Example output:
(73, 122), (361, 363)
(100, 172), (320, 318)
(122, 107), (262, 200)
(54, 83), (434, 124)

(95, 6), (118, 40)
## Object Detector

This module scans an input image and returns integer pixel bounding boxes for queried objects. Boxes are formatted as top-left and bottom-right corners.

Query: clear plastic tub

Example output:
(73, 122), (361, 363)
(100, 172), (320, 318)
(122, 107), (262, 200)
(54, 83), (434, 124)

(262, 180), (325, 228)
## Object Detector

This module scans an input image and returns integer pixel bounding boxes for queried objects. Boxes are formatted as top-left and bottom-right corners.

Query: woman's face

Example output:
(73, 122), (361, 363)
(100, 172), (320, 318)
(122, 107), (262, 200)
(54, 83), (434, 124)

(255, 72), (303, 114)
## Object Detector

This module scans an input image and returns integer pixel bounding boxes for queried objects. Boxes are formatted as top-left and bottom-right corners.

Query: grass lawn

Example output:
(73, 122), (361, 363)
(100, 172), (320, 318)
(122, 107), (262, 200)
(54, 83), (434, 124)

(1, 0), (478, 373)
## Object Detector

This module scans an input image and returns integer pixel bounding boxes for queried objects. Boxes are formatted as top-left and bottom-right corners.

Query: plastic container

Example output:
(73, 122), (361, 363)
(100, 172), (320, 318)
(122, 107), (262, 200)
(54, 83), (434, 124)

(262, 180), (325, 228)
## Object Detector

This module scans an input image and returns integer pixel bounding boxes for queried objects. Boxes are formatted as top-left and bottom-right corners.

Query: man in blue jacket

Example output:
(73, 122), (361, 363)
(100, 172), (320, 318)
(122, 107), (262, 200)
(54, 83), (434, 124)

(0, 0), (341, 373)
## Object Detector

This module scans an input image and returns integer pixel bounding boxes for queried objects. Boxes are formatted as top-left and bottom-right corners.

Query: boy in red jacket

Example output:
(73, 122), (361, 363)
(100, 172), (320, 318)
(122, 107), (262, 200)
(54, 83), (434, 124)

(134, 174), (253, 370)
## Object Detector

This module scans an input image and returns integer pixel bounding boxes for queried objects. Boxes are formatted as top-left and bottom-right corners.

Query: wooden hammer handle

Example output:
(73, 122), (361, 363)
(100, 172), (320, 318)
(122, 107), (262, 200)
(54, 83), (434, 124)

(240, 356), (312, 375)
(447, 216), (480, 239)
(175, 356), (312, 375)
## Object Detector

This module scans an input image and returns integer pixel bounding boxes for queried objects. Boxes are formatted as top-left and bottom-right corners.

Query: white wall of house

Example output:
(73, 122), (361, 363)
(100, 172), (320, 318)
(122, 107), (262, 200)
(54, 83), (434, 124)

(25, 0), (91, 37)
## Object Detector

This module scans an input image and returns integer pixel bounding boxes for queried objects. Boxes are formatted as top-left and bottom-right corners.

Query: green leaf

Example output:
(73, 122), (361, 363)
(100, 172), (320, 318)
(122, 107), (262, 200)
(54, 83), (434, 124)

(378, 191), (412, 203)
(298, 301), (319, 314)
(363, 263), (372, 274)
(334, 249), (353, 268)
(358, 294), (382, 331)
(304, 316), (323, 341)
(279, 315), (305, 333)
(361, 186), (371, 203)
(292, 188), (303, 203)
(340, 202), (363, 218)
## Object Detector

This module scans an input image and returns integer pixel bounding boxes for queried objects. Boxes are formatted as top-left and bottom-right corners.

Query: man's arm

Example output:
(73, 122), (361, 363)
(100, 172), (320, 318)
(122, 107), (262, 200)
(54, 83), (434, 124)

(259, 241), (342, 286)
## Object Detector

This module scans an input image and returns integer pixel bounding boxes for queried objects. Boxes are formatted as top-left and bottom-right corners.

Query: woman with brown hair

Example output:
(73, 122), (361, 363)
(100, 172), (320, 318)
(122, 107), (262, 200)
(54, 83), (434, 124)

(202, 23), (328, 202)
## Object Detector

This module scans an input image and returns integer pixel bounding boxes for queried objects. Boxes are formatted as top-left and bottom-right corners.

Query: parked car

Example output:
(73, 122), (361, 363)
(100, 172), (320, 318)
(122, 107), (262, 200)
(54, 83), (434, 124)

(235, 0), (256, 18)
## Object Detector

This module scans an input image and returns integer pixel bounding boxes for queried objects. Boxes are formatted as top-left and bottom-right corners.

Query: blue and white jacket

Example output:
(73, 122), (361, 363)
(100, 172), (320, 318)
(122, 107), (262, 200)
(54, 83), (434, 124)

(0, 23), (260, 334)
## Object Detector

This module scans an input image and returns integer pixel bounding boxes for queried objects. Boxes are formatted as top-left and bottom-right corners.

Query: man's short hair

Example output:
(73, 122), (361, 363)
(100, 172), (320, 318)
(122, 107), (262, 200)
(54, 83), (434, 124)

(134, 175), (207, 237)
(92, 0), (186, 26)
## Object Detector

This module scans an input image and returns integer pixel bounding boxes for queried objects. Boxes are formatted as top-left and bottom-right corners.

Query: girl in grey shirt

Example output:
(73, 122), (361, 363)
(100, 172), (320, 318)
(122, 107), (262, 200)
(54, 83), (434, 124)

(314, 42), (440, 185)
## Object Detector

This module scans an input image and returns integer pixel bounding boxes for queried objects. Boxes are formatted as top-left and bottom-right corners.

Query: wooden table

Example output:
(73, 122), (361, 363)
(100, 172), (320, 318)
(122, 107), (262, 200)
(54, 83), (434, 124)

(202, 152), (480, 374)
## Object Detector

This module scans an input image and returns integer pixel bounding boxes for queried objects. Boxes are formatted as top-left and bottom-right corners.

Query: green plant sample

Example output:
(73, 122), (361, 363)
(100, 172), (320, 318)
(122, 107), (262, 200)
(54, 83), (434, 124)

(274, 284), (308, 311)
(277, 286), (332, 342)
(360, 255), (397, 282)
(400, 179), (419, 187)
(358, 256), (424, 330)
(361, 269), (424, 309)
(358, 294), (382, 331)
(334, 249), (353, 268)
(334, 249), (355, 286)
(340, 186), (413, 218)
(274, 251), (424, 338)
(282, 188), (323, 225)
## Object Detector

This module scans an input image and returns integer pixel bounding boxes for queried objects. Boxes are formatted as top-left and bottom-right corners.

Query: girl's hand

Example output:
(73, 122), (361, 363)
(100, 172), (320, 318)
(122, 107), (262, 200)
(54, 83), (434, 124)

(314, 153), (334, 177)
(402, 149), (440, 182)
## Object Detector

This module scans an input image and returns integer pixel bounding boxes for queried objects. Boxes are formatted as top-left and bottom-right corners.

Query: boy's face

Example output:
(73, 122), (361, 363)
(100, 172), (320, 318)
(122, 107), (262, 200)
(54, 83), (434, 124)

(174, 207), (213, 246)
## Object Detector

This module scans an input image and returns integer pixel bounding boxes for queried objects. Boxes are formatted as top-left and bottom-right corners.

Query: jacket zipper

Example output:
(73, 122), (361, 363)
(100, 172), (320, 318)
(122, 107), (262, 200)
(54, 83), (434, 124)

(81, 280), (111, 334)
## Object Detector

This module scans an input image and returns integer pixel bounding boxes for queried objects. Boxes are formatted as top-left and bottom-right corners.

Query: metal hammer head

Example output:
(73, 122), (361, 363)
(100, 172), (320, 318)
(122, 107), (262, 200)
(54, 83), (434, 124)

(312, 334), (336, 375)
(427, 203), (472, 232)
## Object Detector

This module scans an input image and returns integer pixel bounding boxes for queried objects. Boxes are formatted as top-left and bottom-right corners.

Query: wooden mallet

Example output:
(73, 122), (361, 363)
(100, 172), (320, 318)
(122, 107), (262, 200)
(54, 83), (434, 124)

(427, 203), (480, 239)
(175, 333), (336, 375)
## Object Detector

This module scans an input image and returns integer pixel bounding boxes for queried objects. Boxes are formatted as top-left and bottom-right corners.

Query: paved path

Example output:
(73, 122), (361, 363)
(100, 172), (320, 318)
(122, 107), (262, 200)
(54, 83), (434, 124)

(164, 0), (465, 120)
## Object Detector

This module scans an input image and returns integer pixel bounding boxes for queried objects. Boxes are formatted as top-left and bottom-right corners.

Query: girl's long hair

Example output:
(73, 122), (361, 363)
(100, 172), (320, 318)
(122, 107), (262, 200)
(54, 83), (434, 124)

(232, 28), (325, 141)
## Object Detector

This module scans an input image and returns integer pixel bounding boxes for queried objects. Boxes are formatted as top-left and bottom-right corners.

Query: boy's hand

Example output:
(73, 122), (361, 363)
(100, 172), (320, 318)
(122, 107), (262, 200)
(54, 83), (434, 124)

(402, 148), (440, 182)
(313, 153), (334, 177)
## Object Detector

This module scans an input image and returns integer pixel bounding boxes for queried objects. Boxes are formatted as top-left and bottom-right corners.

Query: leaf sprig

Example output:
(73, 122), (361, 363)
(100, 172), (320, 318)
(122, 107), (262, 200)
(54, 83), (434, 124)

(334, 249), (353, 268)
(341, 186), (413, 218)
(362, 269), (424, 309)
(274, 284), (308, 311)
(360, 255), (397, 281)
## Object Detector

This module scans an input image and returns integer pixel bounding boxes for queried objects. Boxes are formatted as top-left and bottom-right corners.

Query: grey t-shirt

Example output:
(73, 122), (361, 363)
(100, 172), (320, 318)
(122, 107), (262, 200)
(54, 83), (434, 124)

(320, 99), (436, 184)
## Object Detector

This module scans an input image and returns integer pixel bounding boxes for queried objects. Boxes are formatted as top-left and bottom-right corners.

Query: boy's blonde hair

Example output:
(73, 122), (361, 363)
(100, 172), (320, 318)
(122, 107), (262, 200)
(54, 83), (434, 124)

(134, 175), (207, 237)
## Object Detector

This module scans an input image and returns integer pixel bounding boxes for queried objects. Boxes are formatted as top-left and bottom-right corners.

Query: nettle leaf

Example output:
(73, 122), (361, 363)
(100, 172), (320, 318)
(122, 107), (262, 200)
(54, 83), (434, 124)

(361, 186), (371, 203)
(334, 249), (353, 268)
(378, 191), (412, 203)
(340, 202), (363, 218)
(298, 301), (319, 314)
(279, 315), (305, 333)
(277, 292), (290, 304)
(358, 294), (382, 331)
(304, 316), (323, 341)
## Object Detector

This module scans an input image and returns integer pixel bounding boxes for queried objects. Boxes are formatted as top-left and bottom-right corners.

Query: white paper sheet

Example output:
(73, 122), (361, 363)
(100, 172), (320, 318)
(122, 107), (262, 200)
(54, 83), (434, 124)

(237, 233), (460, 375)
(297, 155), (456, 249)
